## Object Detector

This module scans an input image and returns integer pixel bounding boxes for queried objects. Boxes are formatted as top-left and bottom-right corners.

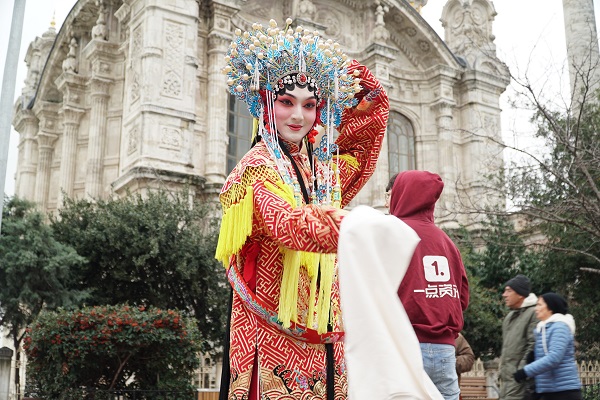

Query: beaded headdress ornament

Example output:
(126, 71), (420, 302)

(223, 18), (362, 206)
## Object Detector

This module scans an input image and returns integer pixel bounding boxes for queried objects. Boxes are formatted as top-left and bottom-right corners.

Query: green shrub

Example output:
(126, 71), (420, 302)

(24, 304), (202, 399)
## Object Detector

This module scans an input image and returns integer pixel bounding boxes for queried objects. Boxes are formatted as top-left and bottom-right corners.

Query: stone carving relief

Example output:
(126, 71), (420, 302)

(322, 14), (341, 38)
(374, 63), (390, 82)
(62, 107), (84, 125)
(127, 126), (139, 154)
(443, 0), (495, 60)
(114, 2), (131, 42)
(161, 22), (184, 98)
(483, 114), (498, 136)
(418, 40), (430, 52)
(391, 36), (420, 68)
(312, 6), (345, 42)
(129, 25), (142, 104)
(62, 37), (79, 73)
(372, 0), (390, 42)
(160, 126), (182, 150)
(479, 60), (501, 75)
(92, 61), (111, 75)
(131, 25), (143, 62)
(62, 84), (83, 106)
(298, 0), (317, 21)
(405, 27), (417, 37)
(207, 35), (231, 52)
(130, 73), (140, 103)
(43, 118), (56, 131)
(216, 16), (228, 30)
(90, 78), (111, 97)
(92, 0), (108, 40)
(392, 10), (404, 25)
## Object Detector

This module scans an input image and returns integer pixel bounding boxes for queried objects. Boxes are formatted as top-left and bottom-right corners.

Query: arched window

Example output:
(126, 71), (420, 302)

(226, 95), (254, 173)
(387, 111), (416, 177)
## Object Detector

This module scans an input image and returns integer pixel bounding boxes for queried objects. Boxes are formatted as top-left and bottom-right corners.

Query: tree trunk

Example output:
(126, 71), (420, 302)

(13, 335), (21, 400)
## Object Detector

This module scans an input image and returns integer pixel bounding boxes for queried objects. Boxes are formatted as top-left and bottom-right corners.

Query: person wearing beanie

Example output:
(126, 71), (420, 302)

(505, 275), (531, 297)
(499, 275), (539, 400)
(513, 293), (581, 400)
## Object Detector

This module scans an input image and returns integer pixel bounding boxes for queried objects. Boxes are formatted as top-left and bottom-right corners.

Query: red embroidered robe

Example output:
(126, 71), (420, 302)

(218, 63), (389, 400)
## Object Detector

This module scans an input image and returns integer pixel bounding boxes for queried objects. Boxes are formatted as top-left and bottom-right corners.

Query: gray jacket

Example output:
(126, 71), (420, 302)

(499, 293), (538, 400)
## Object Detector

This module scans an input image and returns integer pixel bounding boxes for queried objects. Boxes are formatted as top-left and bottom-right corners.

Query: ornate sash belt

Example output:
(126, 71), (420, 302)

(227, 265), (344, 344)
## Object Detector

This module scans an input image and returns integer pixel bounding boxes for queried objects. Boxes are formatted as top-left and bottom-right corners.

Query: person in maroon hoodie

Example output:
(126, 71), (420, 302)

(388, 170), (470, 400)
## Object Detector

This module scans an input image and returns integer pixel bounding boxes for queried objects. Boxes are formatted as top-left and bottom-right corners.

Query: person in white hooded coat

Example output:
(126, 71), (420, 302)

(513, 292), (582, 400)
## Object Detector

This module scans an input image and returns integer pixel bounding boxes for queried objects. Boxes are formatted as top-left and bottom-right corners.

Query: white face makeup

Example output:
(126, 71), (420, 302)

(273, 86), (317, 145)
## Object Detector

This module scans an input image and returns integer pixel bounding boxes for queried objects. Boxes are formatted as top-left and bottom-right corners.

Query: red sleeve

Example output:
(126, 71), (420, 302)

(335, 60), (389, 207)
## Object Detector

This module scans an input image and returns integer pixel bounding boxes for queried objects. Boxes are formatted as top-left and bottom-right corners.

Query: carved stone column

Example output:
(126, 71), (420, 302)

(85, 77), (111, 199)
(433, 101), (455, 183)
(35, 132), (58, 210)
(57, 106), (84, 204)
(12, 110), (39, 199)
(205, 1), (240, 186)
(56, 67), (86, 205)
(432, 99), (458, 226)
(32, 102), (60, 212)
(82, 21), (117, 198)
(354, 0), (396, 208)
(113, 0), (202, 195)
(81, 0), (120, 199)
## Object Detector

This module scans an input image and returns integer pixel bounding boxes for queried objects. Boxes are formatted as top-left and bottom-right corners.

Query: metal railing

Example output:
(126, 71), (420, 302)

(23, 389), (203, 400)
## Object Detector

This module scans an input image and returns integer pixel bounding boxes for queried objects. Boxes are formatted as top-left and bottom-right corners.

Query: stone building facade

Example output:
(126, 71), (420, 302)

(12, 0), (509, 229)
(8, 0), (510, 395)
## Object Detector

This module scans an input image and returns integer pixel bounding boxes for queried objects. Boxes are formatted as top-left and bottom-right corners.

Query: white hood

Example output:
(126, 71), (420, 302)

(521, 293), (538, 308)
(536, 313), (576, 355)
(537, 313), (576, 335)
(338, 205), (443, 400)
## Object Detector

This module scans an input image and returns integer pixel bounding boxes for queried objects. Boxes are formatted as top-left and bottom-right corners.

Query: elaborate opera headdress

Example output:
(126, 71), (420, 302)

(222, 18), (362, 206)
(220, 20), (362, 335)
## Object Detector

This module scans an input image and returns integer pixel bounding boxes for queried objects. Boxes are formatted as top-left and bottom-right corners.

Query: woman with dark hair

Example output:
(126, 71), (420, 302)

(513, 293), (582, 400)
(216, 19), (389, 400)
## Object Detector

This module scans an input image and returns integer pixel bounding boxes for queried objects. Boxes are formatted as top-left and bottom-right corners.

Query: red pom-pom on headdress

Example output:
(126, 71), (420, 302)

(307, 129), (318, 144)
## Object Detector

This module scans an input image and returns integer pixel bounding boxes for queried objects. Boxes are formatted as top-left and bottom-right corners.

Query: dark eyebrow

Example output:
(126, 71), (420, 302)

(279, 93), (317, 101)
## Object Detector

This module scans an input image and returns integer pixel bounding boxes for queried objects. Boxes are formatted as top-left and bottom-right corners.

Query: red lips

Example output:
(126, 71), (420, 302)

(288, 124), (303, 131)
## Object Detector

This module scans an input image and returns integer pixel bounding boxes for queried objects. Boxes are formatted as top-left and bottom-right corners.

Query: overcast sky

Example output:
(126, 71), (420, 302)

(1, 0), (599, 197)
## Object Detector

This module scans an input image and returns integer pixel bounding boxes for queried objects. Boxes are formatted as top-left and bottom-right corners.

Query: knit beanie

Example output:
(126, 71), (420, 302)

(505, 274), (531, 297)
(542, 292), (569, 315)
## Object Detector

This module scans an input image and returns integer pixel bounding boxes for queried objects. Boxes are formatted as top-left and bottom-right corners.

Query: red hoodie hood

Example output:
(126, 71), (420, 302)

(389, 170), (444, 222)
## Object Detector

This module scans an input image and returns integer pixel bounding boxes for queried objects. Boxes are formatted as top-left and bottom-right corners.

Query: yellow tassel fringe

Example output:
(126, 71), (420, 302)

(317, 253), (336, 334)
(278, 248), (301, 327)
(215, 186), (254, 268)
(264, 180), (295, 207)
(219, 178), (337, 334)
(334, 153), (359, 170)
(279, 249), (336, 334)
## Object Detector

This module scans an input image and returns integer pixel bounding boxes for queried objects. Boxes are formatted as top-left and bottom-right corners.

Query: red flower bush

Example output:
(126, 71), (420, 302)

(24, 304), (202, 398)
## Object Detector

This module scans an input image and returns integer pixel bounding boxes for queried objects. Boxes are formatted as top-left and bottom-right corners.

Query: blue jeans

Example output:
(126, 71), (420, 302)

(420, 343), (460, 400)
